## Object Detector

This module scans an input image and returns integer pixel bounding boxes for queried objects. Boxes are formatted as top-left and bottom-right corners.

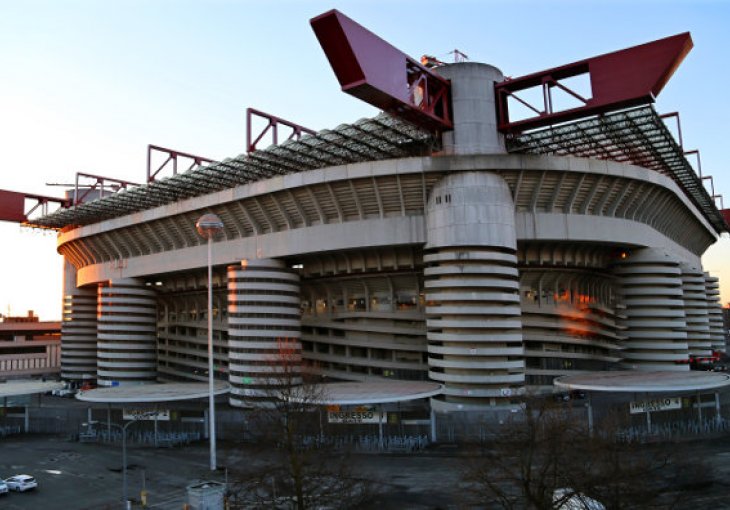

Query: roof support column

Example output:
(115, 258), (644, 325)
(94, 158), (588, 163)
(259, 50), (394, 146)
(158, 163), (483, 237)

(436, 63), (506, 155)
(425, 171), (524, 413)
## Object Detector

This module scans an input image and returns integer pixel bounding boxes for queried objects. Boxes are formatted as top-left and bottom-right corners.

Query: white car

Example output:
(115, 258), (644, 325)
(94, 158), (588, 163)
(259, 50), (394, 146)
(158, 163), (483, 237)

(0, 479), (8, 495)
(52, 386), (77, 398)
(5, 475), (38, 492)
(554, 488), (604, 510)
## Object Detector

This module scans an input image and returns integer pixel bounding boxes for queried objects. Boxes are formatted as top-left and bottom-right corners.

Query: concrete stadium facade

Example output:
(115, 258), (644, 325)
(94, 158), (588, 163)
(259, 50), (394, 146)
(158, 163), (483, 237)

(46, 62), (727, 413)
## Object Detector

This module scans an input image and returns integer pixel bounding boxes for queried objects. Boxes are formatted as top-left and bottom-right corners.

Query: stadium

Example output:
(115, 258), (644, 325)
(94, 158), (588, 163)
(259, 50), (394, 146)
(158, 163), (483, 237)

(12, 10), (730, 414)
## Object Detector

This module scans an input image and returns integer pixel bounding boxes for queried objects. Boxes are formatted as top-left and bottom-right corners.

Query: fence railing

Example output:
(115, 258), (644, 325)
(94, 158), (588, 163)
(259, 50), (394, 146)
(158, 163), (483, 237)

(0, 425), (21, 438)
(614, 417), (730, 443)
(289, 434), (430, 452)
(78, 429), (202, 446)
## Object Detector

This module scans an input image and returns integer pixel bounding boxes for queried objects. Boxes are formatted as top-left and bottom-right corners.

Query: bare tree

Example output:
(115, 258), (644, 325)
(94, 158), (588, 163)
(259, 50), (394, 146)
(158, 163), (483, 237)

(462, 397), (713, 510)
(226, 338), (371, 509)
(463, 397), (589, 509)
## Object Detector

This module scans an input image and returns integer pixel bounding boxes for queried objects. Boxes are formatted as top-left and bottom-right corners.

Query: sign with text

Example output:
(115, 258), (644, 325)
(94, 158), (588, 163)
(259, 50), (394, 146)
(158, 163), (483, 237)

(629, 397), (681, 414)
(327, 406), (385, 424)
(123, 409), (170, 421)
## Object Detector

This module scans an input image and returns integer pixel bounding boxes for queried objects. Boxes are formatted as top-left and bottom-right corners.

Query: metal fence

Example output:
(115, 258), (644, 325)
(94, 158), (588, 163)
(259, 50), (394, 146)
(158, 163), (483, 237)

(3, 394), (730, 447)
(289, 433), (430, 452)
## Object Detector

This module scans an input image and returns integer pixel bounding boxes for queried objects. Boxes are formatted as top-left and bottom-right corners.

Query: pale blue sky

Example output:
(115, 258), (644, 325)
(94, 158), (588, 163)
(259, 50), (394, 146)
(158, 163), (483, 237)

(1, 0), (728, 320)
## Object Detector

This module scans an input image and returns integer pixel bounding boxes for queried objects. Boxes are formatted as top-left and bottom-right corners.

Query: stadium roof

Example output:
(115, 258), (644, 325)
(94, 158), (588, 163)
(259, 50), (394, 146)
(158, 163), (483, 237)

(30, 106), (727, 234)
(508, 106), (728, 234)
(30, 113), (434, 229)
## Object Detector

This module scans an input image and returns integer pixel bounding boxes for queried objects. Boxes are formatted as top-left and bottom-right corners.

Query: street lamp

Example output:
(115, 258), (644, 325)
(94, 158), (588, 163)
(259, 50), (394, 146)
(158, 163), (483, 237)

(196, 213), (224, 471)
(101, 416), (152, 510)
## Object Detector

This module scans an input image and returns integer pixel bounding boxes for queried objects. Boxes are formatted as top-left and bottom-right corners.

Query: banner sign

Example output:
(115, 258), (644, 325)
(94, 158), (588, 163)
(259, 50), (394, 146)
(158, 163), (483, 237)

(123, 409), (170, 421)
(629, 397), (681, 414)
(327, 406), (385, 424)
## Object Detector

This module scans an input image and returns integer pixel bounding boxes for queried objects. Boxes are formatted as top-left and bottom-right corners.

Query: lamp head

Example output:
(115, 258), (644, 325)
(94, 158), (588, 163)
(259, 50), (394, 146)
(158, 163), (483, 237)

(196, 213), (224, 240)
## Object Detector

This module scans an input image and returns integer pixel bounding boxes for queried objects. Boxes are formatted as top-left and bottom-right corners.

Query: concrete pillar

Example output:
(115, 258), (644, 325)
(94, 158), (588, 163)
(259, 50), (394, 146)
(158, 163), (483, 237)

(227, 259), (301, 408)
(715, 392), (721, 424)
(430, 407), (437, 443)
(646, 409), (652, 433)
(203, 408), (209, 439)
(97, 277), (158, 386)
(697, 391), (703, 424)
(61, 260), (98, 381)
(612, 248), (689, 370)
(425, 171), (524, 412)
(378, 404), (384, 450)
(587, 393), (594, 437)
(436, 63), (506, 155)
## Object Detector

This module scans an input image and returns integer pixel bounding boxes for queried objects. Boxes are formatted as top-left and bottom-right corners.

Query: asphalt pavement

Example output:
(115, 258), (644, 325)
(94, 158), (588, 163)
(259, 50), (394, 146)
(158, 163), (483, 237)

(1, 434), (730, 509)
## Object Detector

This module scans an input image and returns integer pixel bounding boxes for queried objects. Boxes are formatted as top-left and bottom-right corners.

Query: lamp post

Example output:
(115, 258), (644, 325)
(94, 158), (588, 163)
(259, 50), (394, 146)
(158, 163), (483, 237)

(103, 416), (151, 510)
(196, 213), (224, 471)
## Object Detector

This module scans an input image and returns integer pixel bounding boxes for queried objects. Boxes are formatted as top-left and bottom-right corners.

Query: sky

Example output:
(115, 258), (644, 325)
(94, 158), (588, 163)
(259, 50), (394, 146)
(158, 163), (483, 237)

(0, 0), (728, 321)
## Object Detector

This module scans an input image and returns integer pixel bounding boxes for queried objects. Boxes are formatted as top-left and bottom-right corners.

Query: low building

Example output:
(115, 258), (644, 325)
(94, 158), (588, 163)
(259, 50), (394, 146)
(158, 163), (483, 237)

(0, 311), (61, 380)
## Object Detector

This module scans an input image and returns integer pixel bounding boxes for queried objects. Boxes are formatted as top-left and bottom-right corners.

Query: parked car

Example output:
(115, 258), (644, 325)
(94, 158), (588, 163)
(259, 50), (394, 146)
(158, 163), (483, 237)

(5, 475), (38, 492)
(52, 385), (77, 398)
(0, 479), (8, 495)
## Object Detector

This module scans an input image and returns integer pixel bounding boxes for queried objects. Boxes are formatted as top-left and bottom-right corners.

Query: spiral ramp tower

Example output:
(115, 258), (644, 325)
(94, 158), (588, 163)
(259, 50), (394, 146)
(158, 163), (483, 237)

(227, 259), (302, 407)
(613, 249), (689, 370)
(96, 278), (158, 386)
(60, 286), (99, 381)
(705, 273), (726, 352)
(680, 263), (712, 356)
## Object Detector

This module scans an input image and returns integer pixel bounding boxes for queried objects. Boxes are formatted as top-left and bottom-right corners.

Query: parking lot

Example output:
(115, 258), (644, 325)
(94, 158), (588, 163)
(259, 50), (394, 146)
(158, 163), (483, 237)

(0, 434), (469, 510)
(0, 434), (221, 509)
(2, 431), (730, 509)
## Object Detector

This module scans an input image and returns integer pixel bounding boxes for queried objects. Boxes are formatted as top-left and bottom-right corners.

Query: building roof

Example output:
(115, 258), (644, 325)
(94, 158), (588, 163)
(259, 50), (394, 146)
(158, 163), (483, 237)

(0, 380), (63, 398)
(0, 322), (60, 334)
(508, 106), (728, 234)
(75, 381), (230, 403)
(30, 106), (726, 236)
(554, 370), (730, 393)
(29, 114), (434, 229)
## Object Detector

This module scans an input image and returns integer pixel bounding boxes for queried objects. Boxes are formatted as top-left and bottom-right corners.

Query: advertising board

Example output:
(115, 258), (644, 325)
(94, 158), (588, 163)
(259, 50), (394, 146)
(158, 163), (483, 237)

(629, 397), (681, 414)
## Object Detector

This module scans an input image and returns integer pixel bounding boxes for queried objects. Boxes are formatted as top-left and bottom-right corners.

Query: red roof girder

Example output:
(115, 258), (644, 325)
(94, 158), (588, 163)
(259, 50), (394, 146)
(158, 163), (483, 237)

(310, 9), (452, 131)
(496, 33), (693, 133)
(0, 189), (69, 224)
(721, 209), (730, 228)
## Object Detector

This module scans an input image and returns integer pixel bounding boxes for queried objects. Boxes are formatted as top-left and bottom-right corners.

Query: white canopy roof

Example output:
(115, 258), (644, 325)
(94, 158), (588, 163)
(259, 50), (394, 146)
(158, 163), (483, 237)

(76, 382), (230, 403)
(554, 371), (730, 393)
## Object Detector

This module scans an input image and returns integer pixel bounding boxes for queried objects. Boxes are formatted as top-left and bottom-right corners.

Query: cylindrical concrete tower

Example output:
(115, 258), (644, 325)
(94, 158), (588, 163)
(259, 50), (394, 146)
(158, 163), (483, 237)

(60, 285), (98, 381)
(680, 263), (712, 356)
(435, 62), (506, 155)
(613, 249), (689, 370)
(425, 171), (524, 411)
(227, 259), (301, 407)
(96, 277), (158, 386)
(705, 273), (725, 352)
